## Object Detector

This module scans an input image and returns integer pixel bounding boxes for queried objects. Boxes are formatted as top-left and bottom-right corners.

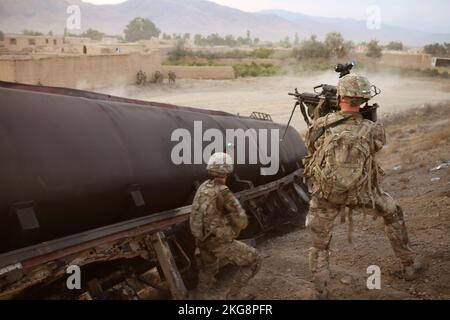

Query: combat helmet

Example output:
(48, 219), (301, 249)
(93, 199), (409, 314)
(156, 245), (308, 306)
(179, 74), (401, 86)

(337, 74), (372, 100)
(207, 152), (234, 176)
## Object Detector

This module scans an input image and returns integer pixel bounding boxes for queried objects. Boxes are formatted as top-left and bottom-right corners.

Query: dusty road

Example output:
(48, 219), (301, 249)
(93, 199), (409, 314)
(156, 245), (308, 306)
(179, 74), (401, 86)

(103, 73), (450, 132)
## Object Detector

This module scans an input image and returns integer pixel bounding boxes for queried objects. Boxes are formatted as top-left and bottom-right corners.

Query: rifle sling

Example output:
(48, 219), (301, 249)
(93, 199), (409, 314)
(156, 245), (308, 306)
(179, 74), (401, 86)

(312, 116), (353, 143)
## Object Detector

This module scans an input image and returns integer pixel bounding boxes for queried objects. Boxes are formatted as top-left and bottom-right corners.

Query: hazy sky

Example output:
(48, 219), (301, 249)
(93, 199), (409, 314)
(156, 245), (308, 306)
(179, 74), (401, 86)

(82, 0), (450, 33)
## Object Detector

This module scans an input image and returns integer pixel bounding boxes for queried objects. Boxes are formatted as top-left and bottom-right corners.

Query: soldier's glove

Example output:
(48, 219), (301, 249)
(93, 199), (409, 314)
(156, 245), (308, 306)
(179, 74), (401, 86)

(231, 210), (249, 231)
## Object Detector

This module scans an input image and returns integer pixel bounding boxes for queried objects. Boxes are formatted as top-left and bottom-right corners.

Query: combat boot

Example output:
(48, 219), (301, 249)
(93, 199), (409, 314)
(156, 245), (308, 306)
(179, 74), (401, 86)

(309, 248), (331, 300)
(404, 258), (428, 281)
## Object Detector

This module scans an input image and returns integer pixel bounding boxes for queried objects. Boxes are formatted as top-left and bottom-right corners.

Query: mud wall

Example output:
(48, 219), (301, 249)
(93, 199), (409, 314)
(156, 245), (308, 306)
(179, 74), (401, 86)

(0, 51), (162, 89)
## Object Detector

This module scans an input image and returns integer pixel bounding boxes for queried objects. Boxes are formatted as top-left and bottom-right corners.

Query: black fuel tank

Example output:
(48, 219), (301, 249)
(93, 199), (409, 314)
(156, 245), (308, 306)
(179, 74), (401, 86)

(0, 84), (306, 253)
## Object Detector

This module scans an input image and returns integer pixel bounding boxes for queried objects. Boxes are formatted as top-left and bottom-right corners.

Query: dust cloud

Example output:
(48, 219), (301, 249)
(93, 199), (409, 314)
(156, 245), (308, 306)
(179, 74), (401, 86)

(99, 72), (450, 132)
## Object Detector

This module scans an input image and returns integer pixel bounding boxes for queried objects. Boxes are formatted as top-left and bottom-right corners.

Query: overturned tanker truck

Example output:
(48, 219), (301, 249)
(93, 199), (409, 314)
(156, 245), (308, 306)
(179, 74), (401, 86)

(0, 81), (309, 300)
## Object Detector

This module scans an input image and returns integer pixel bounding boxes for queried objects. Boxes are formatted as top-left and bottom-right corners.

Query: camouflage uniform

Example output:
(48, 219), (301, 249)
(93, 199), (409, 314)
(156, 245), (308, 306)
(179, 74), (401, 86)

(304, 75), (416, 297)
(190, 154), (261, 299)
(168, 71), (177, 85)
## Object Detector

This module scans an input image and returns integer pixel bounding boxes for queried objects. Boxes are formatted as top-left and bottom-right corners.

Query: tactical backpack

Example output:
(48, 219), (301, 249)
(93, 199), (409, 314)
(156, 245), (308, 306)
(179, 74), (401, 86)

(310, 118), (374, 205)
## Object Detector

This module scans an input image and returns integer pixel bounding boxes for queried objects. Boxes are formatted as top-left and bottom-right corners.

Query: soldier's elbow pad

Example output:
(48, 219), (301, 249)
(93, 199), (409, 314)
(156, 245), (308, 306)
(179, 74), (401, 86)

(237, 211), (249, 229)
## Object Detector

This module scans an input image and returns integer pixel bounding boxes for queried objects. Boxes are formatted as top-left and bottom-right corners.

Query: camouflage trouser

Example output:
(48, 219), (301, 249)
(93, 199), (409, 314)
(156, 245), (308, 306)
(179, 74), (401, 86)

(197, 238), (262, 298)
(306, 191), (415, 294)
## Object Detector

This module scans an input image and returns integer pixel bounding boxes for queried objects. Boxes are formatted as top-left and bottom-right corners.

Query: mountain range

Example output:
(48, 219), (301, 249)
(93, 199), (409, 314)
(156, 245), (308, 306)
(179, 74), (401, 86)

(0, 0), (449, 46)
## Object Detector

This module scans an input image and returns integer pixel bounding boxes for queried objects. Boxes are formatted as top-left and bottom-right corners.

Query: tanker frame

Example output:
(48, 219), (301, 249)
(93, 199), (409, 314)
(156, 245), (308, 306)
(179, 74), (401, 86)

(0, 81), (309, 299)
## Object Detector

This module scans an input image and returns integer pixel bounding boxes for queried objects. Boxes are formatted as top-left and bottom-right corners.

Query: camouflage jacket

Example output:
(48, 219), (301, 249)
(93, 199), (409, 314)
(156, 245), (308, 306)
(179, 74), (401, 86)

(190, 179), (248, 243)
(304, 111), (386, 206)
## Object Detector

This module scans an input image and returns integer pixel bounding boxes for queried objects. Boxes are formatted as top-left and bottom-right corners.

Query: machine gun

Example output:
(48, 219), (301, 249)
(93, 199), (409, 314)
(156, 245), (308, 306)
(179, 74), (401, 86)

(283, 62), (381, 139)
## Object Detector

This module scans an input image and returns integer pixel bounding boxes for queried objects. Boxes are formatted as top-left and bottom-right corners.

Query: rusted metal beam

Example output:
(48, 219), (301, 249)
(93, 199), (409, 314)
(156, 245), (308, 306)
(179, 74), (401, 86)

(150, 232), (188, 300)
(0, 168), (304, 274)
(0, 207), (191, 270)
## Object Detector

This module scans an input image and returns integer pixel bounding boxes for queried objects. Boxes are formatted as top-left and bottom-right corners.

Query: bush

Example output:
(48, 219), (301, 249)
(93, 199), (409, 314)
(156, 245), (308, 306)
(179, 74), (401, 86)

(386, 41), (404, 51)
(324, 32), (353, 58)
(366, 40), (383, 58)
(250, 48), (275, 59)
(233, 63), (281, 77)
(124, 17), (160, 42)
(423, 43), (450, 56)
(294, 35), (330, 60)
(168, 39), (189, 60)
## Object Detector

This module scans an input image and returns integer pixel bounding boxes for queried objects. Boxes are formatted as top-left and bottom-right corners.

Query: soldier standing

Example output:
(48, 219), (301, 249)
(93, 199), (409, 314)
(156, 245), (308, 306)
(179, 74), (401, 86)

(168, 71), (177, 85)
(303, 74), (425, 299)
(190, 152), (262, 300)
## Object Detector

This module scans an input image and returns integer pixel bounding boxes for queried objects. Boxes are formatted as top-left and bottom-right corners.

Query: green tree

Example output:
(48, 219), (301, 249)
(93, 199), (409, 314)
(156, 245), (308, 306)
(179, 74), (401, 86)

(294, 35), (330, 59)
(225, 34), (236, 47)
(0, 30), (4, 41)
(423, 43), (449, 56)
(324, 32), (353, 58)
(124, 17), (161, 42)
(282, 36), (292, 48)
(385, 41), (404, 51)
(194, 34), (203, 45)
(168, 39), (189, 60)
(366, 40), (383, 58)
(251, 48), (274, 59)
(80, 28), (104, 41)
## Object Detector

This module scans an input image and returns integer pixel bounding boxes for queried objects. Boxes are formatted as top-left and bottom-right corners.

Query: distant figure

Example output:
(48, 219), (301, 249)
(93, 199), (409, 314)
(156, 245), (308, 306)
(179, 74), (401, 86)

(136, 70), (146, 86)
(83, 45), (87, 55)
(168, 71), (177, 85)
(153, 71), (164, 85)
(142, 71), (148, 85)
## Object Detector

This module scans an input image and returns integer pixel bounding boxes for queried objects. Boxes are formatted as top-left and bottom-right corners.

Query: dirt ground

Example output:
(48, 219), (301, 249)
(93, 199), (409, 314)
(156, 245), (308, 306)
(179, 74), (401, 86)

(104, 75), (450, 300)
(102, 72), (450, 133)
